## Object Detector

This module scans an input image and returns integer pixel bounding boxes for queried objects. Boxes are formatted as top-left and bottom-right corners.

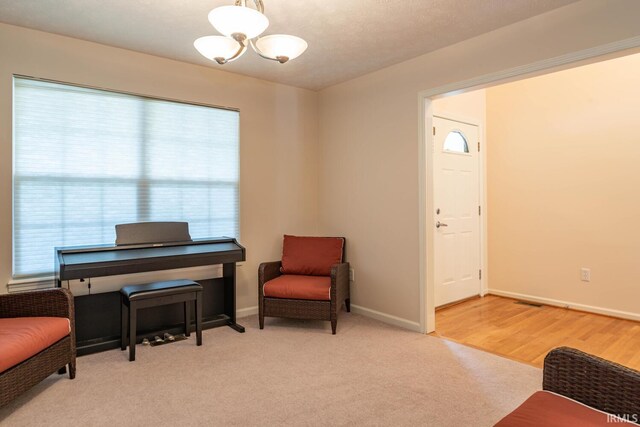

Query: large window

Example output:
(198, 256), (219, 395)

(13, 77), (240, 278)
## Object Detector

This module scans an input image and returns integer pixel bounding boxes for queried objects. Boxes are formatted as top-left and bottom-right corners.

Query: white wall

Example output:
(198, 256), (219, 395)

(486, 51), (640, 319)
(318, 0), (640, 327)
(0, 24), (319, 312)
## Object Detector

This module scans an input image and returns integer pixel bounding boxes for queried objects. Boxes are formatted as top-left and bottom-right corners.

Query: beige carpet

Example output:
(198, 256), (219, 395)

(0, 314), (540, 426)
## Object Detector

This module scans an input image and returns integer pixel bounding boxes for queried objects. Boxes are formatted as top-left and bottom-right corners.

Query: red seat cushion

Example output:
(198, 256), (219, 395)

(0, 317), (71, 373)
(263, 275), (331, 301)
(280, 235), (344, 276)
(494, 391), (636, 426)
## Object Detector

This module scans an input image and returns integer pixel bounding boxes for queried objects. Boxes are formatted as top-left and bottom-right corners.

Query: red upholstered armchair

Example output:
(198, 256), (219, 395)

(258, 235), (350, 334)
(0, 288), (76, 407)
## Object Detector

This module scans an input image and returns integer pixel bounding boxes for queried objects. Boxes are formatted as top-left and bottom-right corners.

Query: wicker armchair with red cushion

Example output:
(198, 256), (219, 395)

(495, 347), (640, 426)
(258, 235), (350, 334)
(0, 288), (76, 407)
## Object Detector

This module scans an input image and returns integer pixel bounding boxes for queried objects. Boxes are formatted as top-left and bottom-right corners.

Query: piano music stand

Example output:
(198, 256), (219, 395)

(115, 221), (192, 246)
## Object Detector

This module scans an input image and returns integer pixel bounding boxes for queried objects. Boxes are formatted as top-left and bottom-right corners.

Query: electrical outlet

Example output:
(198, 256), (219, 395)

(580, 268), (591, 282)
(349, 268), (355, 282)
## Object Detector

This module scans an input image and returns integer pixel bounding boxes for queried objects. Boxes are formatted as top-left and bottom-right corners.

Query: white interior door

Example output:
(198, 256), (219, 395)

(433, 116), (481, 307)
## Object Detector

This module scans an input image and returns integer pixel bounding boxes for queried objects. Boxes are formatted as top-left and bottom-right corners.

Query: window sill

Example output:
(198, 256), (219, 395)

(6, 276), (56, 293)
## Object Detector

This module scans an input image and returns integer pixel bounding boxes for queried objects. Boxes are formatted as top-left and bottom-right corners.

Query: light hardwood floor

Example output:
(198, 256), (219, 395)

(434, 295), (640, 370)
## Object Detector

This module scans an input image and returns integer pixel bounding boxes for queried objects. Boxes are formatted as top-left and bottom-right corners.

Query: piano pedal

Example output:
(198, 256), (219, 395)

(149, 333), (188, 347)
(142, 338), (150, 346)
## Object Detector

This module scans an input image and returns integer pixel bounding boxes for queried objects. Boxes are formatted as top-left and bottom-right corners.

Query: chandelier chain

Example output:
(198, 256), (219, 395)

(234, 0), (264, 14)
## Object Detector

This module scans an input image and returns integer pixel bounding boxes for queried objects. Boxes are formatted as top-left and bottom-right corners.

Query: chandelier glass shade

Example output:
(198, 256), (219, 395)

(194, 36), (245, 62)
(194, 0), (307, 65)
(208, 6), (269, 39)
(254, 35), (308, 62)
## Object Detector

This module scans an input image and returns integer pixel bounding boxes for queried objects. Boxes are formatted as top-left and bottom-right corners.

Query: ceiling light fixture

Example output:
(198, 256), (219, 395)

(194, 0), (308, 65)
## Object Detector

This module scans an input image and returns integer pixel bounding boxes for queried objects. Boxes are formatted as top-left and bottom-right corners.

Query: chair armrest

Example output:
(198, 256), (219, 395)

(543, 346), (640, 418)
(330, 262), (350, 303)
(0, 288), (74, 320)
(258, 261), (282, 291)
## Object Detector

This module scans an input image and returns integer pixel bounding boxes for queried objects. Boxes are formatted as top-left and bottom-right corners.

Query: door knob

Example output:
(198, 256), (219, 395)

(436, 221), (448, 228)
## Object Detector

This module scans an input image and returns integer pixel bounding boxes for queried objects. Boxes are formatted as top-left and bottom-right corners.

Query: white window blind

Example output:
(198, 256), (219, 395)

(13, 77), (240, 278)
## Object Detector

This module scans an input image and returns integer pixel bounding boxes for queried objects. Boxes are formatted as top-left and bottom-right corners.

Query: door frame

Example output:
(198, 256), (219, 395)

(432, 113), (486, 307)
(418, 37), (640, 334)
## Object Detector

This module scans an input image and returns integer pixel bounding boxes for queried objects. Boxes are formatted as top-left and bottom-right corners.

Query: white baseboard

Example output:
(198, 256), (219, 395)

(236, 304), (422, 332)
(237, 305), (258, 318)
(488, 289), (640, 322)
(350, 304), (422, 332)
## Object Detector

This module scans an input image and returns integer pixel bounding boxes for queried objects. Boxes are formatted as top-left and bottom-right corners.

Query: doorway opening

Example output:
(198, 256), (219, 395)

(432, 115), (482, 308)
(421, 50), (640, 369)
(420, 43), (640, 335)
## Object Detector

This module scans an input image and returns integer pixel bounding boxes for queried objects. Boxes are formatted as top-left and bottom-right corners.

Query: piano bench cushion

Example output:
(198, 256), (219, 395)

(263, 275), (331, 301)
(0, 317), (71, 373)
(121, 279), (202, 301)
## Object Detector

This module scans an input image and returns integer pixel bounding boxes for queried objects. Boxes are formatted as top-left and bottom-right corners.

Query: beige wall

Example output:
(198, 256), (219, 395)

(0, 24), (319, 309)
(4, 0), (640, 326)
(433, 91), (486, 123)
(318, 0), (640, 326)
(486, 52), (640, 317)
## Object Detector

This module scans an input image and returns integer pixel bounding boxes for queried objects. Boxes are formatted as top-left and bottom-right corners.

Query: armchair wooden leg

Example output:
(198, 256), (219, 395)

(68, 361), (76, 379)
(331, 319), (337, 335)
(259, 298), (264, 329)
(258, 297), (264, 329)
(345, 298), (351, 312)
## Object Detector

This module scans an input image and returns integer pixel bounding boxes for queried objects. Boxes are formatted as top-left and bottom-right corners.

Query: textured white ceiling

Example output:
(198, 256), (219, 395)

(0, 0), (579, 90)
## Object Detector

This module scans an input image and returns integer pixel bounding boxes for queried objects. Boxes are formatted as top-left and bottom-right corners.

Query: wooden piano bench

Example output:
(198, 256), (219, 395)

(120, 279), (203, 361)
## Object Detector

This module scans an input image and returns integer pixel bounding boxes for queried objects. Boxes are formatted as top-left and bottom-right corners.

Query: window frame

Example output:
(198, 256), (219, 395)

(11, 75), (242, 279)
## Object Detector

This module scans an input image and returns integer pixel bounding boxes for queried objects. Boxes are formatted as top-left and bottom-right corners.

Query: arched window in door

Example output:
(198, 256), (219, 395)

(443, 130), (469, 153)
